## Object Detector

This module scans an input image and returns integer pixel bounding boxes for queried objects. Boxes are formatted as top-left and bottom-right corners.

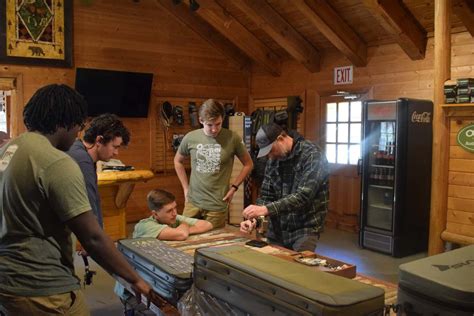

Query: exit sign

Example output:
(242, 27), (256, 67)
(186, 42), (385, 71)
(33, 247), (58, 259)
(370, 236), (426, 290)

(334, 66), (353, 85)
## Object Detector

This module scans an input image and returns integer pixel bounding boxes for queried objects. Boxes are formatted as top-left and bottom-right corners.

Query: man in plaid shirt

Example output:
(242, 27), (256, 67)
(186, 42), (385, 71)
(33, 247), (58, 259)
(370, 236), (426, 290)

(241, 123), (329, 251)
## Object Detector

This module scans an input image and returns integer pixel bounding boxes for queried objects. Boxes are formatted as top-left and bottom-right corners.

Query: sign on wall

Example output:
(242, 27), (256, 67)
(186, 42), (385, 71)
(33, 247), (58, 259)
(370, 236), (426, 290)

(0, 0), (72, 67)
(334, 65), (353, 85)
(457, 123), (474, 153)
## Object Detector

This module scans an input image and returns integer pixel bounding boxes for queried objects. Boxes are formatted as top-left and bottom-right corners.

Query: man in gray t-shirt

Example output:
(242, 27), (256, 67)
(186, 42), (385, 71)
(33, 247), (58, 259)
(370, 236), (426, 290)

(67, 114), (130, 228)
(174, 99), (253, 229)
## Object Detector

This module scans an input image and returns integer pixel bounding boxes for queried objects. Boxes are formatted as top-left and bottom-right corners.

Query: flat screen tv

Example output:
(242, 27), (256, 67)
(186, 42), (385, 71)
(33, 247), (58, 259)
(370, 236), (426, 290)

(75, 68), (153, 118)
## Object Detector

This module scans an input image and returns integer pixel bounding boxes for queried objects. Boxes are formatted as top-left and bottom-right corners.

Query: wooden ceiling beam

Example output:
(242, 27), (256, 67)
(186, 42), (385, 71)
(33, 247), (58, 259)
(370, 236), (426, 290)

(155, 0), (250, 71)
(293, 0), (367, 67)
(225, 0), (320, 73)
(186, 0), (281, 76)
(453, 0), (474, 37)
(363, 0), (427, 60)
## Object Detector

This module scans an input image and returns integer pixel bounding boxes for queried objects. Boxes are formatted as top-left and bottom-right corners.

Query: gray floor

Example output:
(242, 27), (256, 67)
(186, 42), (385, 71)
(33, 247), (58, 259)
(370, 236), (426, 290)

(81, 227), (427, 315)
(316, 228), (426, 284)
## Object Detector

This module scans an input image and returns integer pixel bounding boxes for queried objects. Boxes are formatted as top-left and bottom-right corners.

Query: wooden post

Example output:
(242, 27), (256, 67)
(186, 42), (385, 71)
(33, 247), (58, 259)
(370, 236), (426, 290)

(303, 89), (320, 143)
(429, 0), (451, 255)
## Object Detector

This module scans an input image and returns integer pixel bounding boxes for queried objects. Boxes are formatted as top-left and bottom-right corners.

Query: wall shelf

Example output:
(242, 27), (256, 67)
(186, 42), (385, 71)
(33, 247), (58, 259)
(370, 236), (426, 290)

(371, 164), (394, 169)
(441, 103), (474, 117)
(369, 184), (393, 190)
(369, 203), (392, 210)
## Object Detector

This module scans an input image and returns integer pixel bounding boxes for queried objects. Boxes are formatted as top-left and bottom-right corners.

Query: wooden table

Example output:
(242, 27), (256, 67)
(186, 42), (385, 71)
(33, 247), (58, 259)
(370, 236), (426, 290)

(164, 226), (356, 278)
(98, 170), (154, 240)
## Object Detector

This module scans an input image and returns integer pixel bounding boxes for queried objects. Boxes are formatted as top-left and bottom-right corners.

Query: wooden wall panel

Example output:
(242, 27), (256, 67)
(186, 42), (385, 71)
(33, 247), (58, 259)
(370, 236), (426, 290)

(448, 197), (474, 213)
(446, 222), (474, 238)
(448, 171), (474, 186)
(444, 116), (474, 244)
(250, 33), (474, 101)
(447, 209), (474, 225)
(324, 167), (360, 232)
(4, 0), (249, 137)
(449, 159), (474, 173)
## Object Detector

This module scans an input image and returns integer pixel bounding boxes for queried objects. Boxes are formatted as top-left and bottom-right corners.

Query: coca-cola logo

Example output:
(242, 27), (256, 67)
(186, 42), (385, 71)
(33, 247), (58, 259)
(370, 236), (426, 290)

(411, 111), (431, 123)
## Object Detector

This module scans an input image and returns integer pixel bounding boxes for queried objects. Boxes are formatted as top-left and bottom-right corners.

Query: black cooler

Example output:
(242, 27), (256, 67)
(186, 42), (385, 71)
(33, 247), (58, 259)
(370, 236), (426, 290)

(397, 244), (474, 315)
(117, 238), (194, 305)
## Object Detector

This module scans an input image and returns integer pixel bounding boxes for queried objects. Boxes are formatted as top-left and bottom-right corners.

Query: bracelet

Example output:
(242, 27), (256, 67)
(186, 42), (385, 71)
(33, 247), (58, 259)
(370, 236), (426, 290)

(231, 184), (239, 191)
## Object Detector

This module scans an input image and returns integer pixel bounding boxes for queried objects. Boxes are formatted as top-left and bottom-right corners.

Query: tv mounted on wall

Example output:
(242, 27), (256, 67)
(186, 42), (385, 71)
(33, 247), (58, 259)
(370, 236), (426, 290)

(75, 68), (153, 118)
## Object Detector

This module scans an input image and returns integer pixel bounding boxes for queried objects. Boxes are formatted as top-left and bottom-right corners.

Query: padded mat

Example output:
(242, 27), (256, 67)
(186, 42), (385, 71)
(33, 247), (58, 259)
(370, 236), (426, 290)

(399, 244), (474, 309)
(195, 245), (384, 315)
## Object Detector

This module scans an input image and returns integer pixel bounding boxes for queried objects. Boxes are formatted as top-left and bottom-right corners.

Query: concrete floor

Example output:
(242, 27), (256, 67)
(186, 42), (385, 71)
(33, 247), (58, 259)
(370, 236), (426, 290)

(81, 227), (427, 315)
(316, 228), (426, 284)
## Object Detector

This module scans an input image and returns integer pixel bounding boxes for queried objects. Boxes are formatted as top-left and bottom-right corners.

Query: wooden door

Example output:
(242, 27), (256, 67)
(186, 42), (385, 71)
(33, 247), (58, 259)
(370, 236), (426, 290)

(320, 96), (363, 232)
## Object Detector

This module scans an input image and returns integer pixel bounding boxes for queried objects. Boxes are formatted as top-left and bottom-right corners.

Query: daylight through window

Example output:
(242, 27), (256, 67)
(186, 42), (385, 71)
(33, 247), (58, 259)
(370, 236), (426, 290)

(325, 101), (362, 165)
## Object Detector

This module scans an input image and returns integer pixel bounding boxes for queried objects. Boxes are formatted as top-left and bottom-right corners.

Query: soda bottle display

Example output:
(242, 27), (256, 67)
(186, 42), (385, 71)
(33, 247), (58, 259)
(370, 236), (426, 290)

(361, 98), (433, 257)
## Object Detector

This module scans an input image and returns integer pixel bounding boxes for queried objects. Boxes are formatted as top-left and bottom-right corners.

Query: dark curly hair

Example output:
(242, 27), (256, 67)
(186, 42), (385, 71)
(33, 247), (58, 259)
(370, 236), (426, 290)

(23, 84), (88, 134)
(83, 113), (130, 146)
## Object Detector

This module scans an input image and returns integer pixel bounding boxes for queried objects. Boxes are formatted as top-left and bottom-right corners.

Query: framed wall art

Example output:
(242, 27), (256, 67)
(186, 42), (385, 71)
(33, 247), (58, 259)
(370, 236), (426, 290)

(0, 0), (72, 67)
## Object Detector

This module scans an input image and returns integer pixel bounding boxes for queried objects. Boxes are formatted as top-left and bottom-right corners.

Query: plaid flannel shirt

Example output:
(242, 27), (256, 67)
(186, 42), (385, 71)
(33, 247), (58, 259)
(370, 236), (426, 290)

(257, 131), (329, 249)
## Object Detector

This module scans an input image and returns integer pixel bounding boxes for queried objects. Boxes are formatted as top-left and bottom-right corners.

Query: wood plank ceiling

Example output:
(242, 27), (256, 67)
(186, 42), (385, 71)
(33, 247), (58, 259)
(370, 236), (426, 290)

(156, 0), (473, 76)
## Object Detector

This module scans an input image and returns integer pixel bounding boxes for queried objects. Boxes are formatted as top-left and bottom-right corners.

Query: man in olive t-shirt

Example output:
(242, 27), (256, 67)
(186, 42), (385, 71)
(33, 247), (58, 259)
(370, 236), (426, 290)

(0, 84), (152, 315)
(0, 132), (90, 296)
(174, 99), (253, 229)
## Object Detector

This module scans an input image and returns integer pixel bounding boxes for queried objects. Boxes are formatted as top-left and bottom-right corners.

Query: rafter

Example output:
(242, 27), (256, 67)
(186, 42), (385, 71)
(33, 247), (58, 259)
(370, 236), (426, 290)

(224, 0), (320, 73)
(293, 0), (367, 67)
(453, 0), (474, 37)
(186, 0), (281, 76)
(155, 0), (249, 71)
(363, 0), (427, 60)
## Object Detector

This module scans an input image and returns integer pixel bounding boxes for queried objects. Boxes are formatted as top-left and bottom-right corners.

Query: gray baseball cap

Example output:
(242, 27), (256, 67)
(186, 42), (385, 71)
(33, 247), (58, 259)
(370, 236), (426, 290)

(256, 123), (283, 158)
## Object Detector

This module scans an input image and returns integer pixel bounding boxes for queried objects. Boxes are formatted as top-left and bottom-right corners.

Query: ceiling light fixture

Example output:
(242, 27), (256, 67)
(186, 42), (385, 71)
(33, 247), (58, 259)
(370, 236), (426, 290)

(330, 90), (360, 100)
(344, 94), (359, 100)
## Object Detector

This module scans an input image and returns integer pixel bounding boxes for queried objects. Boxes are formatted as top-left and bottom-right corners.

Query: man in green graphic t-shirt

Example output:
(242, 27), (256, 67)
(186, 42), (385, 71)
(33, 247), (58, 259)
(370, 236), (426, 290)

(133, 189), (212, 240)
(174, 99), (253, 228)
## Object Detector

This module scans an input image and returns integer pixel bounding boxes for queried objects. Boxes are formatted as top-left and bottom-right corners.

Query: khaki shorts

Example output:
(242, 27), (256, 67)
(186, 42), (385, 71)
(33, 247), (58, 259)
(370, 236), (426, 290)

(0, 290), (89, 316)
(183, 201), (227, 229)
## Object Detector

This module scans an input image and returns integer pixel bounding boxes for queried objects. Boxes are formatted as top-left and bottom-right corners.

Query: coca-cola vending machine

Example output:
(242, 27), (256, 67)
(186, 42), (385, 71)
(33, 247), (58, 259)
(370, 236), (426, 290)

(359, 98), (433, 257)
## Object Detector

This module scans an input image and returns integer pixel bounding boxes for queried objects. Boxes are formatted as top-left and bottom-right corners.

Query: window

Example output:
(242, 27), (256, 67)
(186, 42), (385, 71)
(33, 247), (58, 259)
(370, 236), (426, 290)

(0, 91), (10, 134)
(324, 101), (362, 165)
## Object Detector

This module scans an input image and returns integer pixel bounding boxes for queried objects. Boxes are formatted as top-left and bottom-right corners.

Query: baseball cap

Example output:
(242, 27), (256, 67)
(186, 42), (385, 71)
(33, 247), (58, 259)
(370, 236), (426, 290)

(256, 123), (283, 158)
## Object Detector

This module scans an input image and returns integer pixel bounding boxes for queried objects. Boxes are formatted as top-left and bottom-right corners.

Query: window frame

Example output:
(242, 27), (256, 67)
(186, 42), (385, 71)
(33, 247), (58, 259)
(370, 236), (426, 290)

(0, 90), (11, 136)
(322, 99), (362, 165)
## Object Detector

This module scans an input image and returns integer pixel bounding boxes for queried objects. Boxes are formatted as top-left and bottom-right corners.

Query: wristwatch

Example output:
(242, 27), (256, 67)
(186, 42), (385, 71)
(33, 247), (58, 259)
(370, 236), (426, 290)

(231, 184), (239, 191)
